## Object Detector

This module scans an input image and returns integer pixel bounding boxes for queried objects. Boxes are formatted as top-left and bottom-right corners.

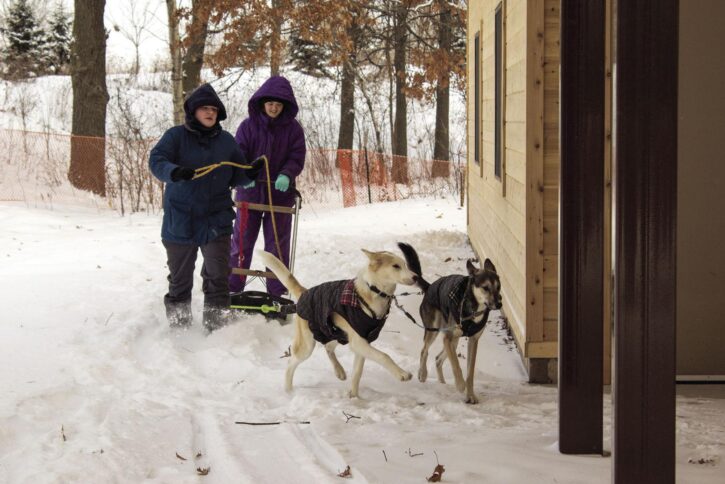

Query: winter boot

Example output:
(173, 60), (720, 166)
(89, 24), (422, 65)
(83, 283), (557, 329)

(165, 298), (192, 328)
(203, 304), (230, 332)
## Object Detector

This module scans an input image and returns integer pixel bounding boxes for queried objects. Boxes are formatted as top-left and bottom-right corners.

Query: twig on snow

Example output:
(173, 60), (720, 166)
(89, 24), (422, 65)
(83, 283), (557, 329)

(406, 447), (424, 458)
(234, 420), (310, 425)
(342, 411), (361, 423)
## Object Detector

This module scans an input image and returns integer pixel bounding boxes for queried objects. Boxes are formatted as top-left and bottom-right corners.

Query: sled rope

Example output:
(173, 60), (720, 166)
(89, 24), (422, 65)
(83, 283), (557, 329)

(191, 156), (284, 263)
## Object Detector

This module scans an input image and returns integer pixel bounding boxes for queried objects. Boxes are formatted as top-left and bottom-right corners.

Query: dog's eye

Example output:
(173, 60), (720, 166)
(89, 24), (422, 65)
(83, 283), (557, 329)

(393, 264), (401, 269)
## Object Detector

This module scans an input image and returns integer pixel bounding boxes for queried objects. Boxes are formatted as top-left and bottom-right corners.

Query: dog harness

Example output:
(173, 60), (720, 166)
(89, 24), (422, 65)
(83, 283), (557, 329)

(423, 275), (490, 337)
(295, 279), (391, 345)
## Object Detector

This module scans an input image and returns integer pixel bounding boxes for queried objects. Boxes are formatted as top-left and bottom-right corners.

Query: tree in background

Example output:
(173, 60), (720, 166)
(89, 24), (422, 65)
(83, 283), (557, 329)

(46, 1), (72, 74)
(166, 0), (212, 125)
(108, 0), (156, 76)
(179, 0), (211, 96)
(203, 0), (293, 76)
(407, 0), (466, 176)
(69, 0), (108, 196)
(287, 22), (332, 79)
(292, 1), (372, 161)
(1, 0), (50, 79)
(161, 0), (466, 176)
(165, 0), (184, 124)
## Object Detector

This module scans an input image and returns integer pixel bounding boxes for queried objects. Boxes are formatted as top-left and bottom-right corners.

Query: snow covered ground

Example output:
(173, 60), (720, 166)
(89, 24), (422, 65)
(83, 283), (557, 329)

(0, 198), (723, 483)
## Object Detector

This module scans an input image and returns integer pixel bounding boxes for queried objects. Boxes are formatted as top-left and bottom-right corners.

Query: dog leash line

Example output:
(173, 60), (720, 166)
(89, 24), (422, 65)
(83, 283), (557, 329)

(392, 295), (439, 332)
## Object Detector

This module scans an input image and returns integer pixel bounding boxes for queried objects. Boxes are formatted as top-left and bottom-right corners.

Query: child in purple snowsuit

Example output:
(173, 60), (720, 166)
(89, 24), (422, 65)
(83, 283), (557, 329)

(229, 76), (306, 296)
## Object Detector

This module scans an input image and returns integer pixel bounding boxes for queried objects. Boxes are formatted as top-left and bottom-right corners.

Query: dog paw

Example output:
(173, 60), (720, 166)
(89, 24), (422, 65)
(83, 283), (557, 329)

(335, 367), (347, 380)
(348, 390), (359, 399)
(465, 394), (479, 404)
(455, 380), (466, 393)
(418, 367), (428, 382)
(399, 371), (413, 382)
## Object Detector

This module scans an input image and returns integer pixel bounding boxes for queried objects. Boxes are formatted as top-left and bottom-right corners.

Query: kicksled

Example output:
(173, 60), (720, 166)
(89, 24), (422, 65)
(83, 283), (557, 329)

(229, 191), (301, 322)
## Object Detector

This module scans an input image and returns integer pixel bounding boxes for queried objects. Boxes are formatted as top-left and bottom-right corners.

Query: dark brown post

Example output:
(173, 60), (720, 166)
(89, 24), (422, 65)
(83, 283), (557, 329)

(558, 0), (605, 455)
(613, 1), (678, 483)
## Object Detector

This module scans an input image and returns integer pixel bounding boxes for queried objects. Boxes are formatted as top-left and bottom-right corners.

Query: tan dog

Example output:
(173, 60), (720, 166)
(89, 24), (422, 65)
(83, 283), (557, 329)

(258, 248), (418, 398)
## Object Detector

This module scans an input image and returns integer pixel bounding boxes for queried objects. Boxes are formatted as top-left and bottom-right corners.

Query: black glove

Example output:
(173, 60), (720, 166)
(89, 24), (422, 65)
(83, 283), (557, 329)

(171, 166), (195, 182)
(245, 156), (265, 181)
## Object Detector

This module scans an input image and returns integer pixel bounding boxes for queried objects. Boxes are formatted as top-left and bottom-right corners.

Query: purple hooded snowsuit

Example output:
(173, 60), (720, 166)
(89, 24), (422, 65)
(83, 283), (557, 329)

(229, 76), (306, 296)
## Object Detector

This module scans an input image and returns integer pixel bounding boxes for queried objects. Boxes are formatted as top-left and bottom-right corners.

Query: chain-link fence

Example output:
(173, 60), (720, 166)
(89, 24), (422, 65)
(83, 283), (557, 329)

(0, 129), (465, 213)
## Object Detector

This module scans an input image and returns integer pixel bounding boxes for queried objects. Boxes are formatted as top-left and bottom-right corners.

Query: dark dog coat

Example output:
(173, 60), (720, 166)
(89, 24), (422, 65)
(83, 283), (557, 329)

(296, 280), (390, 345)
(422, 275), (489, 337)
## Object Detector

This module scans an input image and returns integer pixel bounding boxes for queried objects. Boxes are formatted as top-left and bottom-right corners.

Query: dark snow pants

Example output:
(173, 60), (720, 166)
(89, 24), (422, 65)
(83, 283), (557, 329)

(229, 183), (295, 296)
(163, 235), (231, 329)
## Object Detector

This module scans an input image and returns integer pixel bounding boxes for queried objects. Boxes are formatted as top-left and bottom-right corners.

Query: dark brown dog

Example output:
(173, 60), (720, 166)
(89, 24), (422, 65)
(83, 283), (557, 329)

(398, 243), (502, 404)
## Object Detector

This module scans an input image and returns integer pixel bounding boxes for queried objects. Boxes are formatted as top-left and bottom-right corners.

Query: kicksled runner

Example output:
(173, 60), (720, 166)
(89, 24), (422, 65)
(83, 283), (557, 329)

(229, 190), (301, 323)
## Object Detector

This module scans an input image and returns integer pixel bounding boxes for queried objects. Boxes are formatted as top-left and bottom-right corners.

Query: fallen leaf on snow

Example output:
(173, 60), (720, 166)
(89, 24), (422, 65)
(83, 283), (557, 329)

(427, 464), (445, 482)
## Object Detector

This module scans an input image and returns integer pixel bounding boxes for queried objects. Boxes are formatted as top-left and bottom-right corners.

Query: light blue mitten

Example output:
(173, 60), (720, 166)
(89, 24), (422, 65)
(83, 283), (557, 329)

(242, 180), (255, 189)
(275, 174), (290, 192)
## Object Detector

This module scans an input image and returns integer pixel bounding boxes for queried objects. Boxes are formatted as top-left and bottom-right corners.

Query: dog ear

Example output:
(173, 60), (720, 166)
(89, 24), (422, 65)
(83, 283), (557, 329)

(483, 258), (497, 274)
(466, 258), (478, 275)
(361, 249), (383, 269)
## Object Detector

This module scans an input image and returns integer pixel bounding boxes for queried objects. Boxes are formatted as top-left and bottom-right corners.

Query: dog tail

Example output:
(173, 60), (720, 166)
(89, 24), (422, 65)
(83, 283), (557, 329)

(256, 251), (306, 299)
(397, 242), (430, 291)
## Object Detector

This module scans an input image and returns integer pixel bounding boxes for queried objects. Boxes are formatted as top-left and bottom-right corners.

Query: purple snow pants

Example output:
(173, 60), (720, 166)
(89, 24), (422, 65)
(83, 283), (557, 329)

(229, 183), (296, 296)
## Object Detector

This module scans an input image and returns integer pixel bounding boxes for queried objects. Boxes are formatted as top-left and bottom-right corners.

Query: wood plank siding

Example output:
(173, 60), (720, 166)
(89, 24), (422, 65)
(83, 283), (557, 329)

(467, 0), (558, 363)
(468, 0), (530, 350)
(541, 0), (560, 348)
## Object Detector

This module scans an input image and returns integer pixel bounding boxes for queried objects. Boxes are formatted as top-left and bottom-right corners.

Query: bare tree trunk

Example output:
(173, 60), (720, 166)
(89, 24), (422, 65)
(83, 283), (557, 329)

(337, 58), (355, 153)
(166, 0), (184, 125)
(359, 81), (384, 155)
(392, 3), (408, 183)
(133, 45), (140, 76)
(270, 0), (283, 76)
(70, 0), (108, 196)
(385, 26), (394, 155)
(182, 0), (210, 97)
(432, 0), (451, 177)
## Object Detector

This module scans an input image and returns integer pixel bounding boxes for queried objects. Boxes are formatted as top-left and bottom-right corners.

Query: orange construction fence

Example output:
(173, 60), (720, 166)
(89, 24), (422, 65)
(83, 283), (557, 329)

(0, 129), (464, 213)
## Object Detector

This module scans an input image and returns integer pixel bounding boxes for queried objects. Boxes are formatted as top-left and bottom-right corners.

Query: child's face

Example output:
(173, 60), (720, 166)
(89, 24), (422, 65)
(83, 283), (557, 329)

(194, 105), (218, 128)
(264, 101), (284, 119)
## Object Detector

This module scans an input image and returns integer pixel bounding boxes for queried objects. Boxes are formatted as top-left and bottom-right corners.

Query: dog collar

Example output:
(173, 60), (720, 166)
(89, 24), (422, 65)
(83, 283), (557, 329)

(367, 284), (393, 299)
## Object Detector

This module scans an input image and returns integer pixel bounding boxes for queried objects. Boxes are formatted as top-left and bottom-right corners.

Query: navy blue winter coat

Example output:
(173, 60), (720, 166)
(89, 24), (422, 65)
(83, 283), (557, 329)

(149, 84), (251, 245)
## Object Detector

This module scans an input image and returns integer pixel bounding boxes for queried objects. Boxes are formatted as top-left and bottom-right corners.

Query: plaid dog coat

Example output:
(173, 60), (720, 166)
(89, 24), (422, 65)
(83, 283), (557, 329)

(296, 280), (390, 344)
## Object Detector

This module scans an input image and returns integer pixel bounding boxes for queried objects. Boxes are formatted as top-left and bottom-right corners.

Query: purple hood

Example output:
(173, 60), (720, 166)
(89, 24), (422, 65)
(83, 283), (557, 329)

(247, 76), (299, 125)
(233, 75), (306, 189)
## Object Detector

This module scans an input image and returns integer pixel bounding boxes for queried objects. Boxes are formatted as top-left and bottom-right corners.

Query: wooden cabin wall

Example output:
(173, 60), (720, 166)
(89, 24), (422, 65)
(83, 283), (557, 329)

(467, 0), (530, 352)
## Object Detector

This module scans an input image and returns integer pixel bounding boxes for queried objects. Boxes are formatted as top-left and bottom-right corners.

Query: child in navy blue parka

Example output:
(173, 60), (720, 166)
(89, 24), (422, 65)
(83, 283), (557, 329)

(149, 83), (262, 331)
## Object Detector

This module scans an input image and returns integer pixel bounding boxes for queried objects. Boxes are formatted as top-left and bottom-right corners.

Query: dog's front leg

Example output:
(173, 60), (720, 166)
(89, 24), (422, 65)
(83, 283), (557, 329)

(334, 314), (412, 383)
(442, 333), (466, 393)
(325, 341), (347, 381)
(349, 354), (365, 398)
(418, 329), (439, 382)
(464, 334), (481, 404)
